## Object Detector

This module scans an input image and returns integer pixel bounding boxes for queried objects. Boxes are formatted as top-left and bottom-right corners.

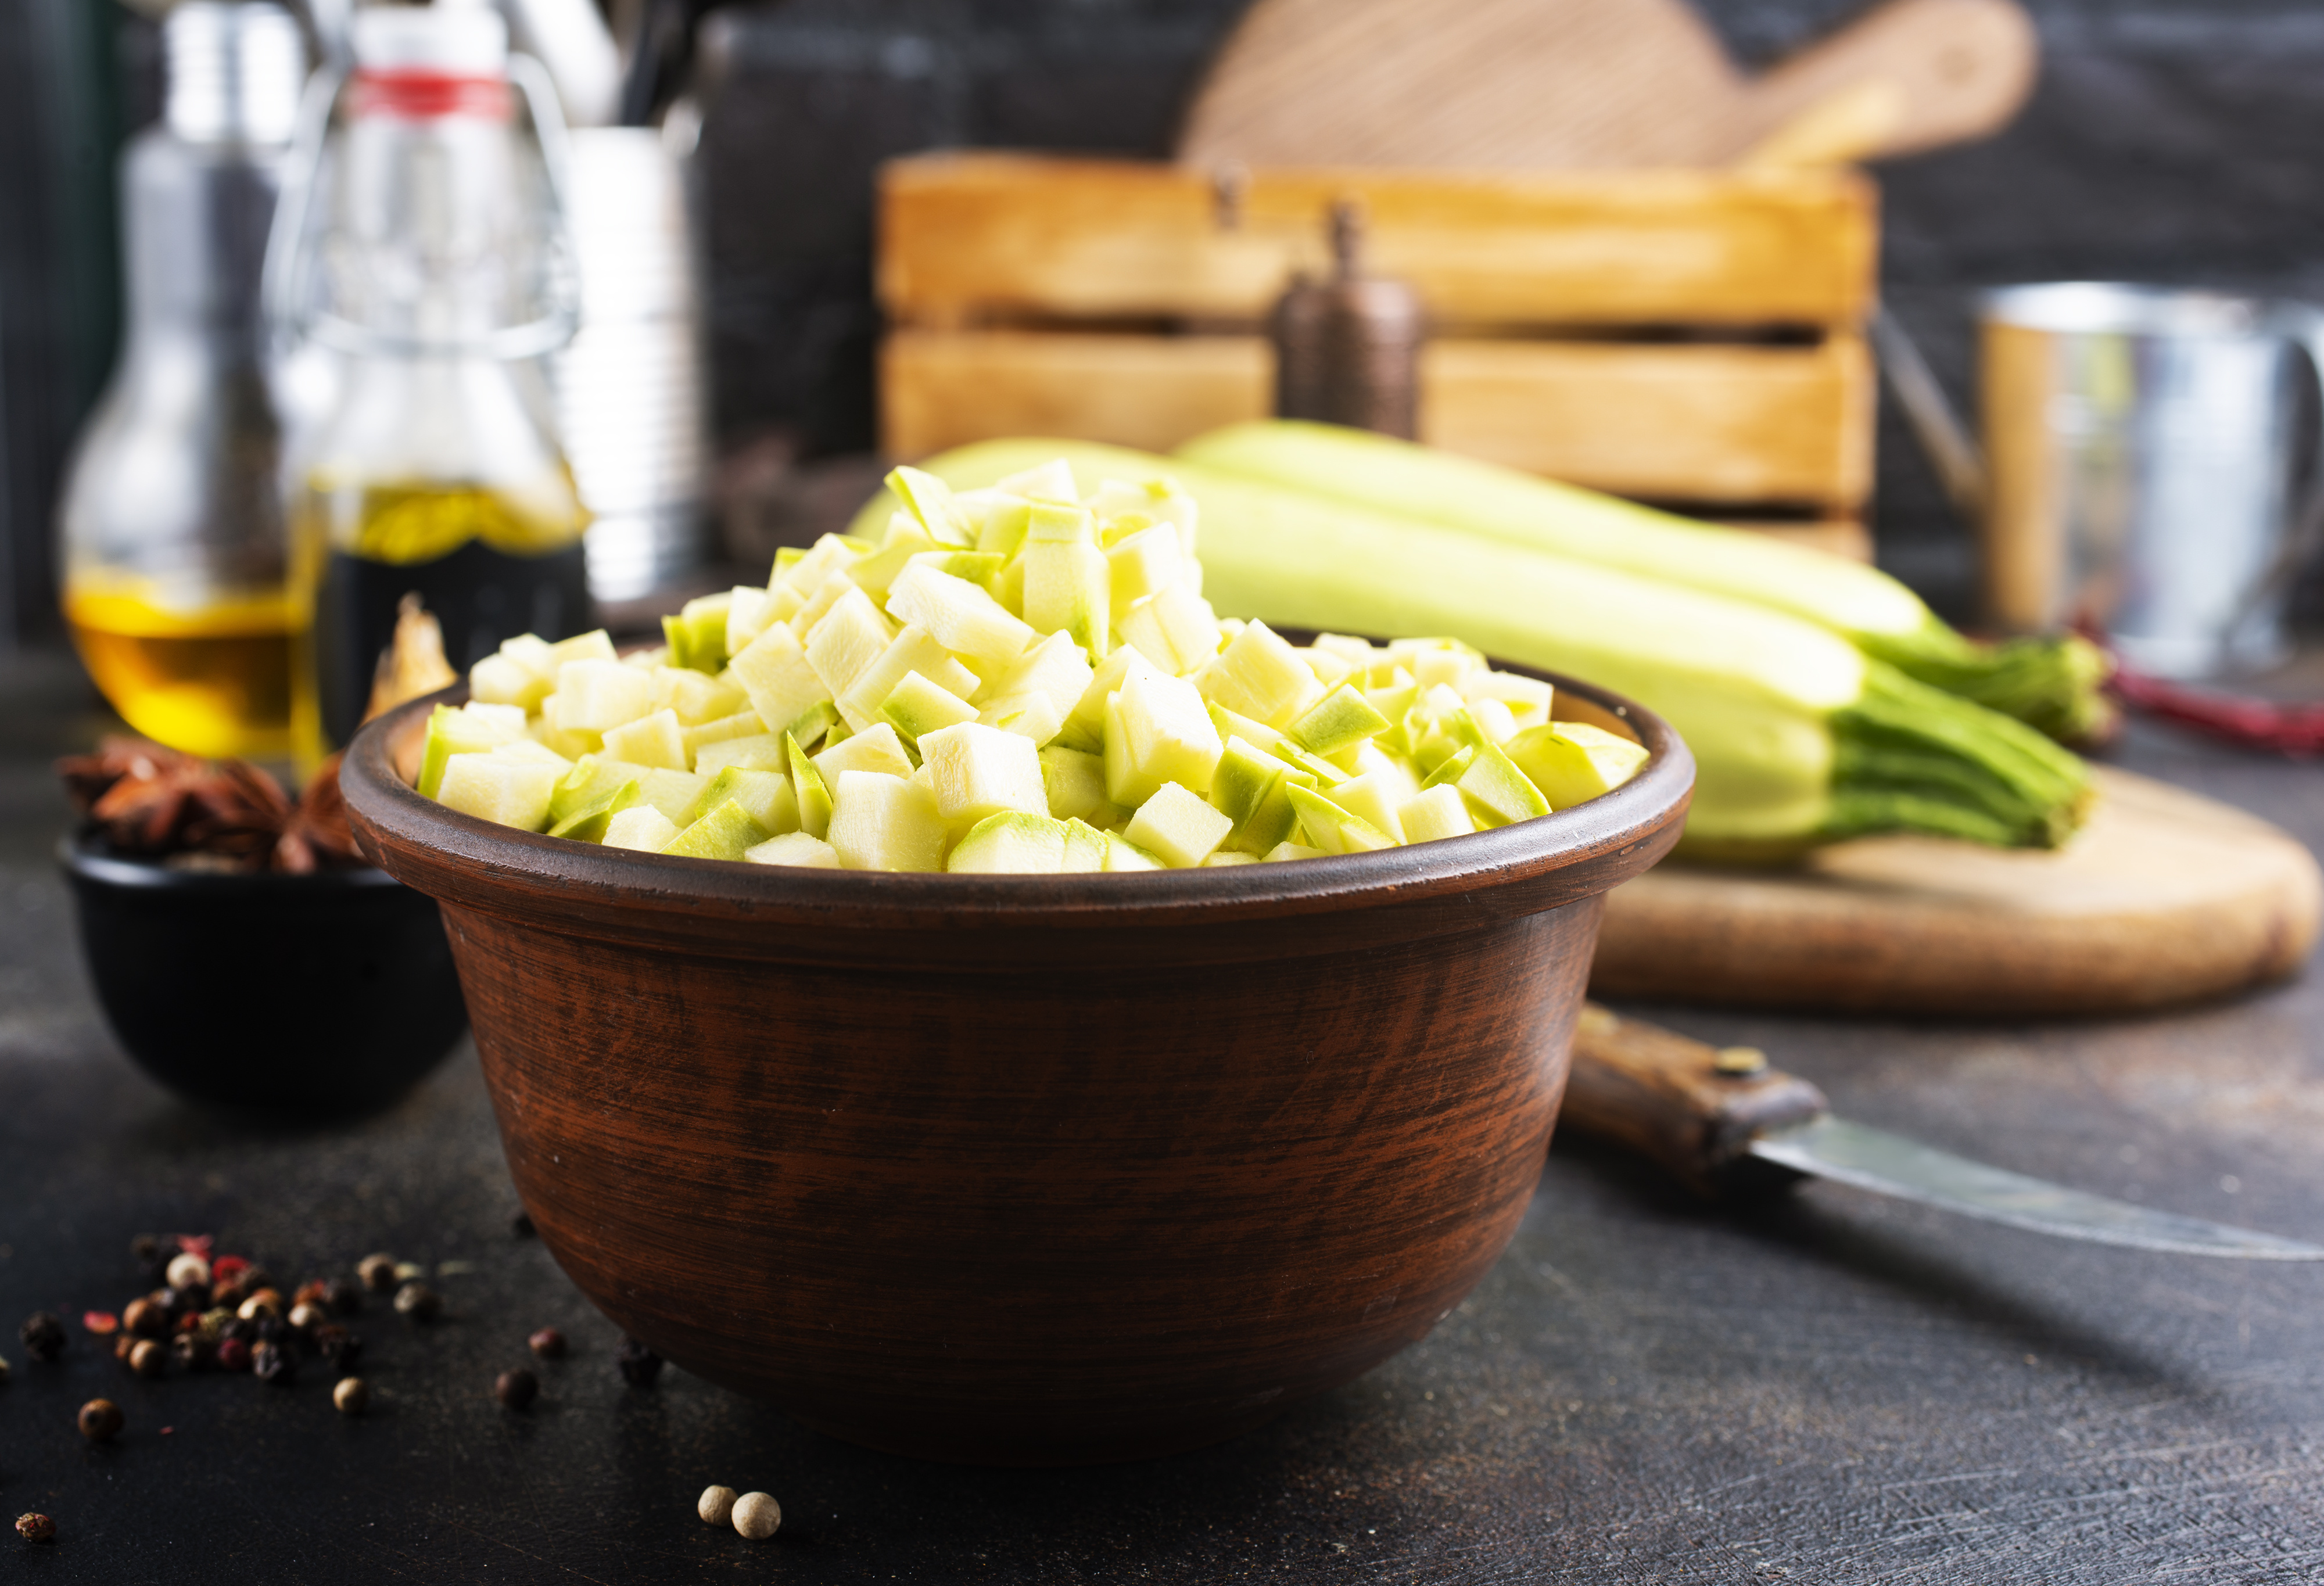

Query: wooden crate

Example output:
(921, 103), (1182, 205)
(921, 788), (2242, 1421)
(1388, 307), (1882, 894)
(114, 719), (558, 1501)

(878, 153), (1879, 546)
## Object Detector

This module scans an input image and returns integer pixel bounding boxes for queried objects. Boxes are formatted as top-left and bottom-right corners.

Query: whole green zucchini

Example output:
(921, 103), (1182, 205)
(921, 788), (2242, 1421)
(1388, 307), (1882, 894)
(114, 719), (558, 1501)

(1177, 420), (2113, 745)
(849, 439), (2089, 859)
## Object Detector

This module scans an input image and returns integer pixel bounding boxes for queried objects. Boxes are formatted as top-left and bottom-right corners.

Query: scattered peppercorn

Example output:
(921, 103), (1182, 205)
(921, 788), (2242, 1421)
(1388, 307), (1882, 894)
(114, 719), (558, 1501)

(313, 1325), (363, 1373)
(511, 1210), (535, 1238)
(333, 1376), (370, 1415)
(79, 1398), (124, 1442)
(321, 1277), (363, 1316)
(20, 1312), (65, 1362)
(122, 1297), (165, 1338)
(615, 1337), (663, 1387)
(292, 1280), (330, 1309)
(288, 1301), (327, 1334)
(215, 1337), (252, 1373)
(698, 1485), (737, 1526)
(357, 1254), (398, 1292)
(165, 1252), (210, 1290)
(731, 1492), (781, 1541)
(494, 1368), (538, 1409)
(129, 1339), (166, 1378)
(252, 1341), (295, 1384)
(393, 1283), (441, 1323)
(15, 1513), (55, 1544)
(170, 1334), (213, 1372)
(528, 1327), (566, 1361)
(237, 1289), (283, 1322)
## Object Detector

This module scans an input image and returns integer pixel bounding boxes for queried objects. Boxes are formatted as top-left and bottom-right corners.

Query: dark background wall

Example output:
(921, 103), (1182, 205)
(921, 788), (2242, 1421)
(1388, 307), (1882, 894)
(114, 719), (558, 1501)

(8, 0), (2324, 645)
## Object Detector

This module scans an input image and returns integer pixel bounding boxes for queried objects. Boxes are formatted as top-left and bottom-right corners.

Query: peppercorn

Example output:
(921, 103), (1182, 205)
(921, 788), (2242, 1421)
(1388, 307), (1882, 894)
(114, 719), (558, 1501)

(313, 1325), (362, 1373)
(170, 1333), (213, 1372)
(128, 1338), (166, 1379)
(293, 1279), (331, 1310)
(19, 1312), (64, 1362)
(393, 1283), (441, 1323)
(15, 1513), (55, 1544)
(321, 1277), (363, 1316)
(288, 1301), (327, 1334)
(165, 1252), (210, 1290)
(615, 1337), (663, 1387)
(220, 1316), (256, 1346)
(237, 1289), (283, 1322)
(163, 1282), (209, 1316)
(528, 1327), (566, 1361)
(122, 1297), (165, 1338)
(731, 1492), (781, 1541)
(511, 1210), (536, 1238)
(209, 1274), (249, 1309)
(215, 1337), (252, 1373)
(78, 1398), (123, 1442)
(254, 1316), (291, 1350)
(252, 1341), (295, 1384)
(333, 1376), (370, 1416)
(357, 1254), (399, 1292)
(494, 1368), (538, 1409)
(698, 1485), (737, 1526)
(113, 1333), (136, 1362)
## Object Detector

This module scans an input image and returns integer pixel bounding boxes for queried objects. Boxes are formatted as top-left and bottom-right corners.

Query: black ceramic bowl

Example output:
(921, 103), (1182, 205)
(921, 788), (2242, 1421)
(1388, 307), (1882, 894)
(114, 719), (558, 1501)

(60, 835), (469, 1115)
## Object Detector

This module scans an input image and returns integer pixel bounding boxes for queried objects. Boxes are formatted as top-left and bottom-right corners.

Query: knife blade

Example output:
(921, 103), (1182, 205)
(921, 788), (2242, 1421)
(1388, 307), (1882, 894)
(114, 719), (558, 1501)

(1562, 1003), (2324, 1260)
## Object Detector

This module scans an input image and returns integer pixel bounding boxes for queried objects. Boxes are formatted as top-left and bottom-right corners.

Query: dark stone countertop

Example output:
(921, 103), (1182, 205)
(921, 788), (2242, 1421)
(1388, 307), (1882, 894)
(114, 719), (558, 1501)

(3, 651), (2321, 1585)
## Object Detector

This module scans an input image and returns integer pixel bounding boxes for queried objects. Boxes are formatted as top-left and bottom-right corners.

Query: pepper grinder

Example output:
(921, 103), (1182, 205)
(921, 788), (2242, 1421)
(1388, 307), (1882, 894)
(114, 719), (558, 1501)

(1268, 198), (1423, 439)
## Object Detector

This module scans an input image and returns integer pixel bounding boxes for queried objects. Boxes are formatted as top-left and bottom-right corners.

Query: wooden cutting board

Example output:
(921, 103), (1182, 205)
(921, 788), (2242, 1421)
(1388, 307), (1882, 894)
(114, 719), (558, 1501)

(1177, 0), (2038, 171)
(1588, 767), (2323, 1017)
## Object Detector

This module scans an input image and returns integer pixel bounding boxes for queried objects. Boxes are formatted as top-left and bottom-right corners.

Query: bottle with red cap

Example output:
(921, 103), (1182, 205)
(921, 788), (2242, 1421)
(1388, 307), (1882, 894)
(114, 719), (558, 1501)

(268, 1), (592, 754)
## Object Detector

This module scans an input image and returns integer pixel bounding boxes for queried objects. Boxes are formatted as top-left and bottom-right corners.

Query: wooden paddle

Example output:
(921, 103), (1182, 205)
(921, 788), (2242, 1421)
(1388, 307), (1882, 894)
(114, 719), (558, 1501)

(1176, 0), (2038, 171)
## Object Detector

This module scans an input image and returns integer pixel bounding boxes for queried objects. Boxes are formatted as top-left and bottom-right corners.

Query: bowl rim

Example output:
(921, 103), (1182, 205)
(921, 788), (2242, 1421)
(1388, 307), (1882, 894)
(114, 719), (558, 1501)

(58, 832), (404, 893)
(340, 652), (1694, 939)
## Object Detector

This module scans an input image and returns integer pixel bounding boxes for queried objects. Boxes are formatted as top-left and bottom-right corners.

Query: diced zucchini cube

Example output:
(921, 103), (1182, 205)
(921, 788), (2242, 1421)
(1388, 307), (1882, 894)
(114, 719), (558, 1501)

(774, 533), (865, 595)
(995, 458), (1079, 503)
(677, 767), (798, 836)
(838, 623), (980, 730)
(602, 708), (688, 770)
(1021, 538), (1111, 659)
(1196, 620), (1324, 728)
(887, 464), (978, 548)
(745, 831), (841, 869)
(1121, 781), (1232, 868)
(547, 630), (618, 668)
(1398, 783), (1477, 845)
(1056, 643), (1164, 753)
(827, 769), (948, 871)
(728, 621), (833, 740)
(1503, 722), (1651, 809)
(436, 753), (561, 832)
(662, 591), (733, 674)
(553, 659), (655, 734)
(984, 631), (1094, 734)
(1328, 770), (1408, 844)
(1459, 668), (1553, 726)
(919, 721), (1049, 834)
(1060, 817), (1109, 871)
(885, 564), (1035, 677)
(680, 709), (768, 763)
(470, 652), (549, 710)
(651, 666), (748, 726)
(662, 798), (772, 861)
(725, 585), (778, 660)
(691, 733), (788, 777)
(635, 767), (708, 823)
(786, 732), (834, 839)
(604, 806), (680, 851)
(417, 704), (526, 799)
(1287, 684), (1392, 756)
(947, 810), (1073, 874)
(803, 584), (896, 704)
(1104, 521), (1185, 609)
(815, 722), (916, 783)
(1261, 841), (1328, 863)
(1102, 670), (1222, 808)
(1456, 741), (1552, 828)
(1038, 744), (1116, 824)
(546, 778), (641, 843)
(1116, 584), (1221, 676)
(1203, 851), (1260, 866)
(883, 670), (980, 747)
(1103, 831), (1165, 871)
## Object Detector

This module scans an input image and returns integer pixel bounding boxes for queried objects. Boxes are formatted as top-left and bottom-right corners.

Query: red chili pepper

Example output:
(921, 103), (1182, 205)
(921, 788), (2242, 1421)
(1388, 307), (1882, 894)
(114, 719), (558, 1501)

(211, 1254), (252, 1282)
(176, 1234), (216, 1258)
(83, 1310), (120, 1336)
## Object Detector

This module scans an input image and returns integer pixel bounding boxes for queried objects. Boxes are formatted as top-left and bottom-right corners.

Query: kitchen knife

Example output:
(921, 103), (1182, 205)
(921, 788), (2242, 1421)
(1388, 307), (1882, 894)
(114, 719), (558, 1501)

(1563, 1003), (2324, 1259)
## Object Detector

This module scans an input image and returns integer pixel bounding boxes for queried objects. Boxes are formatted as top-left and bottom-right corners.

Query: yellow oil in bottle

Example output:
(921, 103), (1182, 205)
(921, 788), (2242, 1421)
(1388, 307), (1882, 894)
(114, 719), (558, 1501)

(293, 476), (591, 749)
(66, 583), (299, 759)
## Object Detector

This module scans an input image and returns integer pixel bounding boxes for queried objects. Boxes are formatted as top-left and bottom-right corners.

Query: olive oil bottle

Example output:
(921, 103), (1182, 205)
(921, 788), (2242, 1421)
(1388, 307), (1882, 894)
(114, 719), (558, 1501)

(271, 5), (593, 751)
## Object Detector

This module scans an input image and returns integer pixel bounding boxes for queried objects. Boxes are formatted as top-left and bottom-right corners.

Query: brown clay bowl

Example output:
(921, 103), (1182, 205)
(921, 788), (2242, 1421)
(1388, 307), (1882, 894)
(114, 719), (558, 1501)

(340, 664), (1692, 1465)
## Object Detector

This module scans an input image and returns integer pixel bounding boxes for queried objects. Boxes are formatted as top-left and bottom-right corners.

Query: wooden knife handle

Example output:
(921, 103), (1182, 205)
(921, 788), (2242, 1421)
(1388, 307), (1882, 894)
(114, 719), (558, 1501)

(1561, 1002), (1830, 1197)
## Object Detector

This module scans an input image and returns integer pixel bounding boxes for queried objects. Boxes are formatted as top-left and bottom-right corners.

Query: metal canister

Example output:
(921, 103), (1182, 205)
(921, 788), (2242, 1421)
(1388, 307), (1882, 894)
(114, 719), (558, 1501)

(1269, 199), (1423, 440)
(1980, 283), (2324, 678)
